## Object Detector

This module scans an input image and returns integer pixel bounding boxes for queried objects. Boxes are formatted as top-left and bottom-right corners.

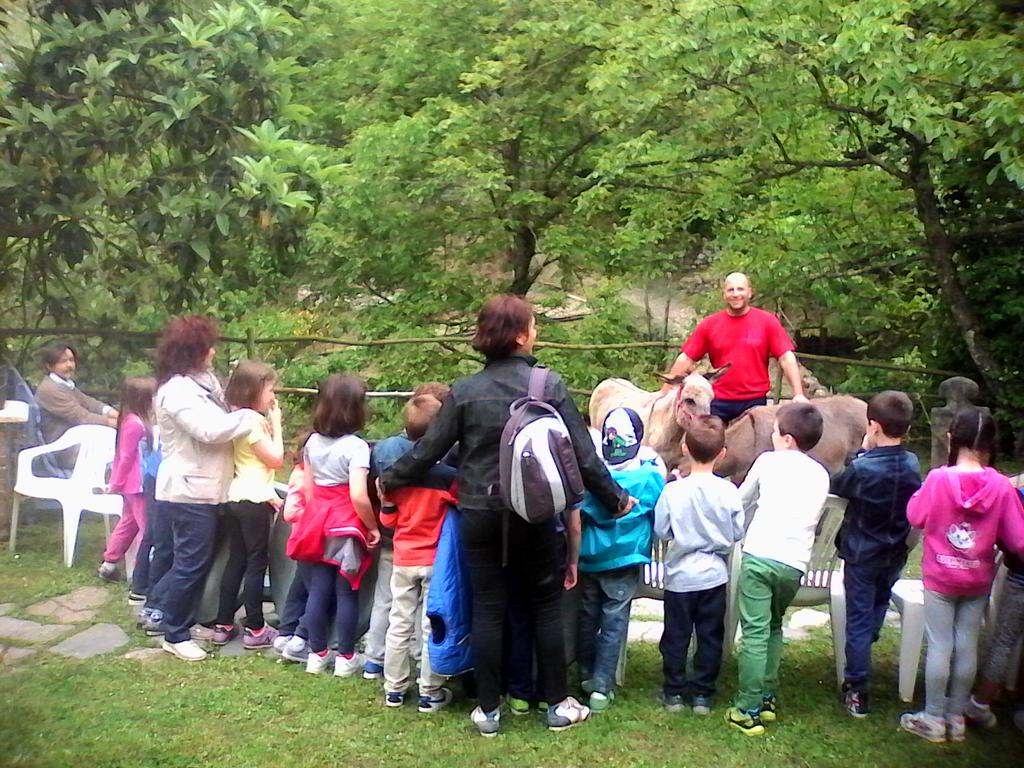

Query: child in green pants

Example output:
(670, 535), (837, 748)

(727, 403), (830, 736)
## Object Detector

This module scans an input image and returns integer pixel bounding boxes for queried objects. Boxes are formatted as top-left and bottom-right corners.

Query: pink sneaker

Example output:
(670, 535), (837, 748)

(243, 625), (279, 650)
(211, 624), (238, 646)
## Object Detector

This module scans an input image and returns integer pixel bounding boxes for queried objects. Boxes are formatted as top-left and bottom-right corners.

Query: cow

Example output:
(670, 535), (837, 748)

(589, 375), (867, 482)
(588, 368), (727, 469)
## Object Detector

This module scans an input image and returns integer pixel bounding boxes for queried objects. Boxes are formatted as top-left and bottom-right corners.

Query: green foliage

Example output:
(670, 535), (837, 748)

(0, 0), (333, 329)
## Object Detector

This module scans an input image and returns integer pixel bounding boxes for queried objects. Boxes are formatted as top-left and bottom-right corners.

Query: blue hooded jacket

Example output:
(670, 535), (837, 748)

(579, 464), (665, 573)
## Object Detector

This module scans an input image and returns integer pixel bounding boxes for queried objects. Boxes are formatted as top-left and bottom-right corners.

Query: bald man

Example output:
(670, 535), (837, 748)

(661, 273), (807, 422)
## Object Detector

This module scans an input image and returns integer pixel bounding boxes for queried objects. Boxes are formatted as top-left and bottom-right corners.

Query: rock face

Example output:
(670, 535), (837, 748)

(49, 624), (129, 659)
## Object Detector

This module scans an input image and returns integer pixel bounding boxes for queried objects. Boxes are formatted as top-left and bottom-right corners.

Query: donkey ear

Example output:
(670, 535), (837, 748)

(655, 372), (685, 386)
(707, 363), (732, 383)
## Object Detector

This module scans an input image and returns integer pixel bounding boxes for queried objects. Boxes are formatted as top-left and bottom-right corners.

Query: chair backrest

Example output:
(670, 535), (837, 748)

(64, 425), (117, 488)
(4, 365), (68, 477)
(791, 494), (847, 605)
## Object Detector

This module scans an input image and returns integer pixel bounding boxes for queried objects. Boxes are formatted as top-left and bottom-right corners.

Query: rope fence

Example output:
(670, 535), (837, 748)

(0, 326), (965, 380)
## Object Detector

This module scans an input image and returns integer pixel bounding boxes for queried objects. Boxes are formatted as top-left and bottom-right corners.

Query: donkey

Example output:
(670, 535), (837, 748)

(588, 366), (730, 469)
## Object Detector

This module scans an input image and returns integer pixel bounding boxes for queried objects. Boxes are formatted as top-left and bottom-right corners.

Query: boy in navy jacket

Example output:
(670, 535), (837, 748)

(831, 390), (921, 717)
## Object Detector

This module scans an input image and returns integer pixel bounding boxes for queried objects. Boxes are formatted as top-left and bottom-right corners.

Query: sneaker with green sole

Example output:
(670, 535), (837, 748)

(759, 695), (777, 722)
(589, 691), (613, 713)
(725, 707), (765, 736)
(507, 697), (531, 716)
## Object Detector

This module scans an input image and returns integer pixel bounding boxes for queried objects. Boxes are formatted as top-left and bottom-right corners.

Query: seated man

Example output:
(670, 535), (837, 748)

(35, 341), (117, 453)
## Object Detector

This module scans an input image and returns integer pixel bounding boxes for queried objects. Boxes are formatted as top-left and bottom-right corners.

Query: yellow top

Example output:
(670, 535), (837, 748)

(228, 415), (279, 503)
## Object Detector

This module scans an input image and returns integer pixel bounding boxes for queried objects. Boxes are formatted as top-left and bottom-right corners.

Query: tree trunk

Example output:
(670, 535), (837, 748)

(907, 148), (1005, 398)
(508, 225), (536, 296)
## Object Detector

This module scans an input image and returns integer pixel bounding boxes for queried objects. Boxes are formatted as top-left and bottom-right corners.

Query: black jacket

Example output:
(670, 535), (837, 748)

(381, 354), (627, 513)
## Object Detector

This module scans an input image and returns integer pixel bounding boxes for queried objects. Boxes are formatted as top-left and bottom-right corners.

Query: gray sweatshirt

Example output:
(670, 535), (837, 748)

(653, 472), (745, 592)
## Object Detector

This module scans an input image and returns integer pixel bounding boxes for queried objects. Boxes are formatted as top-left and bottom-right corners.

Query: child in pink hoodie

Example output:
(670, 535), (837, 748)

(900, 407), (1024, 744)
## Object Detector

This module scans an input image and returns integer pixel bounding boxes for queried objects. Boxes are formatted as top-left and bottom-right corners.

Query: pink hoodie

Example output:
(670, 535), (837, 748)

(907, 466), (1024, 596)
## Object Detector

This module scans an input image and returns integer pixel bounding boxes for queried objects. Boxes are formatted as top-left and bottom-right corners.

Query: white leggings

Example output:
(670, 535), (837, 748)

(924, 589), (988, 718)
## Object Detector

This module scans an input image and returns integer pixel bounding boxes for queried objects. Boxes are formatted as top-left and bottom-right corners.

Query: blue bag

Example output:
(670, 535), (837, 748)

(426, 506), (475, 676)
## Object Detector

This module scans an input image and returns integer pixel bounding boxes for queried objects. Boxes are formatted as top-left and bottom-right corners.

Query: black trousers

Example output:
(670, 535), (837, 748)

(461, 508), (568, 712)
(660, 585), (727, 697)
(215, 501), (274, 629)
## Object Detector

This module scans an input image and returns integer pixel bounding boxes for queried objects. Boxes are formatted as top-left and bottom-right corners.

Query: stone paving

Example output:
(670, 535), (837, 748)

(0, 586), (878, 671)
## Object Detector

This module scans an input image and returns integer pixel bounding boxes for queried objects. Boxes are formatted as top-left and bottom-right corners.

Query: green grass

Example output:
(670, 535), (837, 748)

(0, 516), (1020, 767)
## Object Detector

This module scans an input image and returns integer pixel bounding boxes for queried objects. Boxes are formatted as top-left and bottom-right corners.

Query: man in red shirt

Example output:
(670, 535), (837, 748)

(661, 273), (807, 422)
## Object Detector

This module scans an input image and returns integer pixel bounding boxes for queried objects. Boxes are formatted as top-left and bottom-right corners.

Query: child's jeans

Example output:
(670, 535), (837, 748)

(363, 540), (394, 666)
(384, 564), (444, 695)
(577, 567), (639, 695)
(130, 481), (158, 597)
(661, 584), (727, 698)
(278, 562), (311, 638)
(304, 561), (359, 655)
(103, 493), (146, 564)
(842, 559), (905, 692)
(735, 554), (802, 712)
(924, 589), (988, 718)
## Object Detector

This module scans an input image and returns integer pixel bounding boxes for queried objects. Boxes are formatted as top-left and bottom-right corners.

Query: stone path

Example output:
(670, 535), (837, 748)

(0, 585), (130, 669)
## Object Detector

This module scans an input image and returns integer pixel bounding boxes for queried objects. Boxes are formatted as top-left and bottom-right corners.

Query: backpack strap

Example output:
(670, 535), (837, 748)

(528, 365), (549, 401)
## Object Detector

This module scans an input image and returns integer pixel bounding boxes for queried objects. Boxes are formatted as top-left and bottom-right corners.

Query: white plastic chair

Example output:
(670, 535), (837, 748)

(9, 424), (123, 567)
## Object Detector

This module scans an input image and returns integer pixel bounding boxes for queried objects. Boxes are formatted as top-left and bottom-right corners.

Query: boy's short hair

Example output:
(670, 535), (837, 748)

(403, 394), (443, 440)
(413, 382), (451, 401)
(867, 390), (914, 438)
(776, 402), (824, 452)
(683, 414), (726, 463)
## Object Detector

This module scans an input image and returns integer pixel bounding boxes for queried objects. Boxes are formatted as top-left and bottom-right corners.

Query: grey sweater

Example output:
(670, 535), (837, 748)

(653, 472), (744, 592)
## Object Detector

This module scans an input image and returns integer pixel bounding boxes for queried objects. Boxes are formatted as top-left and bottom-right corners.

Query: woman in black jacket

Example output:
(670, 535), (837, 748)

(381, 295), (632, 736)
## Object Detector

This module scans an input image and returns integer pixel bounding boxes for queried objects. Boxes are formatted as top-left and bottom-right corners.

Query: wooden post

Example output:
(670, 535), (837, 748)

(245, 327), (257, 360)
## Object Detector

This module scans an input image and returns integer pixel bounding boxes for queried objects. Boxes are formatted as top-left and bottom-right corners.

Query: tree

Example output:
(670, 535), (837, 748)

(0, 0), (334, 331)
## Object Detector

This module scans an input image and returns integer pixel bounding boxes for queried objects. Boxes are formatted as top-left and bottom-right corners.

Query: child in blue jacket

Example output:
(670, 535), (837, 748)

(577, 407), (666, 712)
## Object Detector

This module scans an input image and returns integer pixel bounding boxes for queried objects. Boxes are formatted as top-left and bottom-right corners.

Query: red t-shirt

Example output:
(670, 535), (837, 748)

(681, 307), (795, 400)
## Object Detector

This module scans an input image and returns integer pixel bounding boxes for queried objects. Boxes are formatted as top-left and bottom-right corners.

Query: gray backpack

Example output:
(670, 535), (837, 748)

(499, 366), (585, 524)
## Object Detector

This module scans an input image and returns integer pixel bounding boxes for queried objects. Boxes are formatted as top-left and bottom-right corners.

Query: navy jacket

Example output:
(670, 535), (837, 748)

(831, 445), (922, 567)
(381, 354), (626, 513)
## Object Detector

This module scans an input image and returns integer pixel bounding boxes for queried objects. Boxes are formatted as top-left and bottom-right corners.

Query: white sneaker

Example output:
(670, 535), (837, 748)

(283, 635), (310, 663)
(306, 650), (334, 674)
(946, 714), (966, 743)
(334, 653), (363, 677)
(162, 639), (208, 662)
(272, 634), (293, 654)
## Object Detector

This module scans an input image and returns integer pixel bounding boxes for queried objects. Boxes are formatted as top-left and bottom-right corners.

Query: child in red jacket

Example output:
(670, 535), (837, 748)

(379, 394), (456, 713)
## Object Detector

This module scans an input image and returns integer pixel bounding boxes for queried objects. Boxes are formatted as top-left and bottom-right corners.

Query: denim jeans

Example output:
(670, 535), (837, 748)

(843, 560), (905, 691)
(577, 567), (640, 694)
(710, 397), (767, 424)
(143, 499), (175, 611)
(153, 502), (220, 644)
(661, 584), (727, 698)
(363, 542), (394, 666)
(130, 478), (158, 596)
(278, 562), (311, 637)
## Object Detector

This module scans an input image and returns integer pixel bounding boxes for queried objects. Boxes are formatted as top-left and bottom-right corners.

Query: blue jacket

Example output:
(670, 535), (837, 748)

(426, 506), (474, 676)
(831, 445), (921, 567)
(579, 464), (665, 573)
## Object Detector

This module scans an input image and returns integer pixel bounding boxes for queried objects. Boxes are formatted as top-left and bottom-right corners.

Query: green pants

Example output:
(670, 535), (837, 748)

(735, 554), (802, 712)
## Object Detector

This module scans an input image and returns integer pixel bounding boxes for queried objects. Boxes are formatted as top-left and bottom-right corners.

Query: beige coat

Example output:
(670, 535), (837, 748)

(155, 374), (257, 505)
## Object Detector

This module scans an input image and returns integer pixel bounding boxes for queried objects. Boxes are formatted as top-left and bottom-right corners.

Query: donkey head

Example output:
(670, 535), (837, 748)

(656, 364), (731, 429)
